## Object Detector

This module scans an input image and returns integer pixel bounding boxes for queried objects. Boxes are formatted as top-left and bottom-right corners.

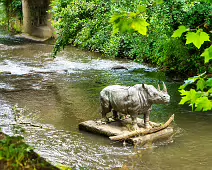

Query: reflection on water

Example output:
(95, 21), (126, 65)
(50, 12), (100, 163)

(0, 37), (212, 169)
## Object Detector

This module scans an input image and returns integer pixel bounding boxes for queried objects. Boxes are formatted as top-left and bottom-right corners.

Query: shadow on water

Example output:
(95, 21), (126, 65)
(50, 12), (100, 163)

(0, 34), (42, 45)
(0, 35), (212, 169)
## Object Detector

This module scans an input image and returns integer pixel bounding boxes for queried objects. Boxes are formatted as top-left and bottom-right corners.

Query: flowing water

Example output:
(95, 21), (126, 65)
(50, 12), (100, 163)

(0, 35), (212, 170)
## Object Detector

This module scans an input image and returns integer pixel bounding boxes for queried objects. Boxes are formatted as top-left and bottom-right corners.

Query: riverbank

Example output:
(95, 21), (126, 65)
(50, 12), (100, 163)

(0, 132), (60, 170)
(51, 1), (211, 78)
(14, 33), (50, 42)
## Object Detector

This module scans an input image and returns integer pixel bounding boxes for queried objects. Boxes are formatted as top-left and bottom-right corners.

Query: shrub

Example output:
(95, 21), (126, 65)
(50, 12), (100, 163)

(50, 0), (211, 77)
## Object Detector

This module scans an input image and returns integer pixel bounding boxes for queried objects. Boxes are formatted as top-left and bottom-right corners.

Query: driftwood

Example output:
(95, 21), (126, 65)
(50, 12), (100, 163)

(128, 127), (173, 145)
(79, 115), (174, 145)
(109, 114), (174, 141)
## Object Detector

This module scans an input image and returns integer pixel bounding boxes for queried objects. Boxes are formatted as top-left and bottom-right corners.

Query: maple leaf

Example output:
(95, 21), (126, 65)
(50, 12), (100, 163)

(186, 29), (210, 49)
(172, 26), (188, 38)
(179, 89), (202, 110)
(131, 18), (150, 35)
(201, 46), (212, 63)
(206, 78), (212, 88)
(195, 97), (212, 111)
(196, 78), (206, 91)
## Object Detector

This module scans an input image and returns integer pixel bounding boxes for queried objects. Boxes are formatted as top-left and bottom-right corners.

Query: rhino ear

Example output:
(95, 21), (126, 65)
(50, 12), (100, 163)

(142, 84), (146, 89)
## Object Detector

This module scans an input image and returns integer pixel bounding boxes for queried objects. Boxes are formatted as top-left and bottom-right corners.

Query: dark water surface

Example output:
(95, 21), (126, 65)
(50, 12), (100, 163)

(0, 36), (212, 170)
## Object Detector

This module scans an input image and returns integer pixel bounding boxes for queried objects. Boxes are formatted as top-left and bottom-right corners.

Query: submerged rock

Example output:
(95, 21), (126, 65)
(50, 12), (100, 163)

(111, 65), (128, 70)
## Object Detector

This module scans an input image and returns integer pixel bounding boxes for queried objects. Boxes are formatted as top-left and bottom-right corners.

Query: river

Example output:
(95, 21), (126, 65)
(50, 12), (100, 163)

(0, 35), (212, 170)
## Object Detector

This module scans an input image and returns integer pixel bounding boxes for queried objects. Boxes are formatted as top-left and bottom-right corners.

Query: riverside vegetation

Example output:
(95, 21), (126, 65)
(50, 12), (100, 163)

(50, 0), (212, 111)
(50, 0), (211, 76)
(0, 132), (60, 170)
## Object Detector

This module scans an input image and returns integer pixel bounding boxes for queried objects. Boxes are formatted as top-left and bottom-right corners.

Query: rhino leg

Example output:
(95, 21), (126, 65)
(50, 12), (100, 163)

(100, 96), (111, 122)
(101, 106), (111, 122)
(144, 111), (151, 129)
(112, 110), (119, 120)
(131, 115), (139, 131)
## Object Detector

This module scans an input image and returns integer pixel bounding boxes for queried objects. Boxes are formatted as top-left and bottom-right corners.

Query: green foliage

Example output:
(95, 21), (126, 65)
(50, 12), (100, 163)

(172, 18), (211, 111)
(182, 2), (212, 32)
(51, 0), (211, 76)
(0, 2), (6, 28)
(179, 73), (212, 111)
(57, 165), (73, 170)
(201, 46), (212, 63)
(51, 0), (113, 57)
(0, 133), (59, 169)
(185, 29), (210, 49)
(172, 26), (188, 38)
(0, 0), (22, 32)
(110, 11), (150, 35)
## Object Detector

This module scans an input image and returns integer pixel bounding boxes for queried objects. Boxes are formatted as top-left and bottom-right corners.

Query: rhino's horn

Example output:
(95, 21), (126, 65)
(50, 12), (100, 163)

(158, 84), (160, 91)
(163, 82), (167, 93)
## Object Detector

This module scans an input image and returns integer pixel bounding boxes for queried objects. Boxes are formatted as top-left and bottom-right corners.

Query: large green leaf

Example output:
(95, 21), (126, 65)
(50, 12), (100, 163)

(131, 18), (150, 35)
(137, 5), (146, 13)
(196, 78), (206, 91)
(206, 78), (212, 88)
(179, 89), (202, 111)
(195, 97), (212, 111)
(186, 29), (210, 49)
(111, 16), (134, 34)
(201, 46), (212, 63)
(172, 26), (188, 38)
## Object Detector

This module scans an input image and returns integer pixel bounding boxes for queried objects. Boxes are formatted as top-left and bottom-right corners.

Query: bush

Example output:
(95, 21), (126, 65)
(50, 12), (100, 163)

(0, 132), (59, 169)
(0, 0), (22, 32)
(50, 0), (211, 77)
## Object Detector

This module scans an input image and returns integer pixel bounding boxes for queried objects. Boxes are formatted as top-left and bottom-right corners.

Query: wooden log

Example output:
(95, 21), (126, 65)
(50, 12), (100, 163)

(109, 114), (174, 141)
(79, 120), (124, 136)
(127, 127), (173, 146)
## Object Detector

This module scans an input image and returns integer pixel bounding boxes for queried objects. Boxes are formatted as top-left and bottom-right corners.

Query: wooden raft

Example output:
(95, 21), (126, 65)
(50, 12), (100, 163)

(79, 114), (174, 146)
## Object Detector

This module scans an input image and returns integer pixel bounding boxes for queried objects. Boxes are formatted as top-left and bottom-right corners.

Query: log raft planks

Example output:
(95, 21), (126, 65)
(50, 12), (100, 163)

(79, 115), (174, 146)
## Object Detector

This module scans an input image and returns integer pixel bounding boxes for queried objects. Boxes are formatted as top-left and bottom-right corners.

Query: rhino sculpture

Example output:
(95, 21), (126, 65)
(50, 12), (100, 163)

(100, 83), (170, 130)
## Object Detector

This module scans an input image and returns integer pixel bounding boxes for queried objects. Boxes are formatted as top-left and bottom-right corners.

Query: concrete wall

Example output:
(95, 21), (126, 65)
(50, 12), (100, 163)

(22, 0), (54, 39)
(22, 0), (31, 34)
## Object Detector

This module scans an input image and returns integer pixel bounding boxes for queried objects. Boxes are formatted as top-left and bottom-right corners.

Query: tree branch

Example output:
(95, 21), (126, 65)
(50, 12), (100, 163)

(109, 114), (174, 141)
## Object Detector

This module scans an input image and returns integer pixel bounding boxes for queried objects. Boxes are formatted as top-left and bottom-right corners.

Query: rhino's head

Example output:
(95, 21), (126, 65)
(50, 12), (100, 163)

(142, 83), (170, 104)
